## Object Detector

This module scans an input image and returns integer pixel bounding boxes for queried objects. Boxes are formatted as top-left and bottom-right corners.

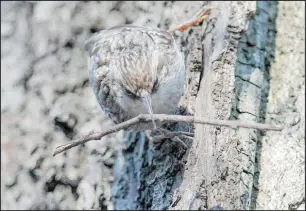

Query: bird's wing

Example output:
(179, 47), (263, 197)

(84, 25), (174, 56)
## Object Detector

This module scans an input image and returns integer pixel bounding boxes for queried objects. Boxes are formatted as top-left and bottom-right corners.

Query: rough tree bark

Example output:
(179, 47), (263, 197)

(2, 1), (303, 210)
(111, 1), (276, 210)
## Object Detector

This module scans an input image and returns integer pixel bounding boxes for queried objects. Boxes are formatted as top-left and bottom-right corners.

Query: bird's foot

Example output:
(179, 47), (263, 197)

(145, 128), (194, 150)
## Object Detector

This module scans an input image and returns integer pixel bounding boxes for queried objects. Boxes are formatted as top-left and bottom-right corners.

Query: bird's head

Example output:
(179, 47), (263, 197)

(120, 70), (159, 130)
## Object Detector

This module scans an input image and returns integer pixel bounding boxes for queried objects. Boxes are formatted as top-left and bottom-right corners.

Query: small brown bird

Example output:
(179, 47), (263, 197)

(85, 8), (212, 132)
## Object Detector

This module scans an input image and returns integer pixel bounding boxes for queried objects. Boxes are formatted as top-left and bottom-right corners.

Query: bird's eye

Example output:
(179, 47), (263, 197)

(125, 88), (138, 99)
(125, 88), (133, 95)
(152, 79), (159, 93)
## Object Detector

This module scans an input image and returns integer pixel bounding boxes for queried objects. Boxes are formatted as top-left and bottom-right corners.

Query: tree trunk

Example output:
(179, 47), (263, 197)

(111, 1), (280, 210)
(2, 1), (304, 210)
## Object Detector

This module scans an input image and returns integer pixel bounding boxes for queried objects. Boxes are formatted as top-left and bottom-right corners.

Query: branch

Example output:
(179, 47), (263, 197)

(53, 114), (283, 157)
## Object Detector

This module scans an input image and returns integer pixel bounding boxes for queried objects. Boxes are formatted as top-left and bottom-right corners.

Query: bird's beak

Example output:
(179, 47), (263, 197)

(140, 91), (156, 130)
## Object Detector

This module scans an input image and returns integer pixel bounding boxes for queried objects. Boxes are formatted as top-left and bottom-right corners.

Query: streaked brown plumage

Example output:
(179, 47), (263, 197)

(85, 25), (185, 130)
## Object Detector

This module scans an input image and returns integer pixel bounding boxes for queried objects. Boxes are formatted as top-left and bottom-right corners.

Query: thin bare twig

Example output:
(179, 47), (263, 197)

(53, 114), (283, 157)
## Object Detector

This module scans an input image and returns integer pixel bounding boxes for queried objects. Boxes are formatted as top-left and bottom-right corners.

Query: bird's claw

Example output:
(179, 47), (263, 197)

(145, 128), (194, 150)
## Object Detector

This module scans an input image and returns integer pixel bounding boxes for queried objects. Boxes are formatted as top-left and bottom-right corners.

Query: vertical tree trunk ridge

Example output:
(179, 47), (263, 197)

(171, 1), (260, 210)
